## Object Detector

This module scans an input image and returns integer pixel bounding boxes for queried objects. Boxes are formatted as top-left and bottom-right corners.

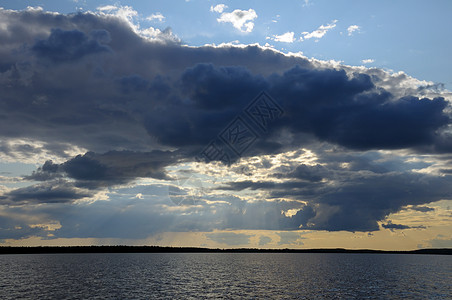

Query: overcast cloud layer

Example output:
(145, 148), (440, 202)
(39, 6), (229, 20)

(0, 8), (451, 242)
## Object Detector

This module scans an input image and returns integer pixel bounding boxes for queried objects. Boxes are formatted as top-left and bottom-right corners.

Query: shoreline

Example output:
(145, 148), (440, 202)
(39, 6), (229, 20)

(0, 246), (450, 255)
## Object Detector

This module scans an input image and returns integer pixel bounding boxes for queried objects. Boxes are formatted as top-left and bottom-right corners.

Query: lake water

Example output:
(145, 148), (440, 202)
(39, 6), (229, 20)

(0, 253), (450, 299)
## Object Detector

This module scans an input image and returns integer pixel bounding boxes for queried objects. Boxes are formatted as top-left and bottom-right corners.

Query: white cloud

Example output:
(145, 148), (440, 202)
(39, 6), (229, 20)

(26, 6), (43, 11)
(141, 27), (162, 38)
(210, 4), (228, 13)
(302, 20), (337, 40)
(97, 5), (117, 11)
(347, 25), (360, 36)
(271, 32), (295, 43)
(96, 5), (178, 42)
(97, 5), (138, 27)
(361, 59), (375, 64)
(217, 9), (258, 33)
(114, 6), (138, 22)
(147, 13), (165, 22)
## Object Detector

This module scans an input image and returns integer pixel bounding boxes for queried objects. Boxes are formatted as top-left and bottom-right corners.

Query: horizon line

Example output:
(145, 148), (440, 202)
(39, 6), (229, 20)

(1, 246), (450, 255)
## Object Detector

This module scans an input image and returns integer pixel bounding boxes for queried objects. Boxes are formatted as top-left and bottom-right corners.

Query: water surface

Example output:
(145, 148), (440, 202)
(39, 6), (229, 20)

(0, 253), (450, 299)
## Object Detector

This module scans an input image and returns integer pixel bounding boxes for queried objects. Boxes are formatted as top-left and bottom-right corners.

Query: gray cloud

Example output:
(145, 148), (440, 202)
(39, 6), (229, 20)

(32, 28), (111, 63)
(0, 180), (92, 205)
(205, 232), (254, 246)
(381, 221), (426, 231)
(276, 232), (305, 245)
(0, 224), (46, 240)
(220, 150), (452, 232)
(408, 205), (435, 212)
(1, 8), (449, 156)
(0, 8), (451, 240)
(428, 236), (452, 248)
(26, 150), (181, 189)
(258, 235), (272, 246)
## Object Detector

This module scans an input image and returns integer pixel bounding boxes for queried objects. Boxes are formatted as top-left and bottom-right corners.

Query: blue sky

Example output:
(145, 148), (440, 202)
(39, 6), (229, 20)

(0, 1), (451, 249)
(3, 0), (452, 89)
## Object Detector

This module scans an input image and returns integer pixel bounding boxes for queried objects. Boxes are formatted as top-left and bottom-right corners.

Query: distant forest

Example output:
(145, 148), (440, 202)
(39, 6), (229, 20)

(0, 246), (450, 255)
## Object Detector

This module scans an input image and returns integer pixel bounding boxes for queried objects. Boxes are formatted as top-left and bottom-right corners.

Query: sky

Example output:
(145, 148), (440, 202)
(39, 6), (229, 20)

(0, 0), (451, 250)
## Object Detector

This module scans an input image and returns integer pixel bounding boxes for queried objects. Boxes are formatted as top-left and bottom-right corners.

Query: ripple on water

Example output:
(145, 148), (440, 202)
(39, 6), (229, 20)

(0, 253), (450, 299)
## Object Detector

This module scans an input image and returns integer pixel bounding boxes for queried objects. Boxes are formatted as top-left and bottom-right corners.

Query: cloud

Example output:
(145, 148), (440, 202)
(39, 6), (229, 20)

(0, 8), (451, 240)
(206, 232), (254, 245)
(428, 236), (452, 248)
(381, 221), (426, 231)
(276, 232), (305, 245)
(0, 180), (93, 205)
(1, 9), (450, 158)
(146, 13), (165, 22)
(32, 28), (111, 63)
(220, 152), (452, 232)
(0, 222), (47, 240)
(282, 164), (325, 182)
(97, 5), (117, 12)
(26, 150), (180, 188)
(302, 20), (337, 40)
(408, 205), (435, 212)
(270, 32), (295, 43)
(97, 5), (138, 28)
(347, 25), (360, 36)
(362, 59), (374, 64)
(95, 5), (177, 43)
(216, 8), (258, 33)
(100, 5), (137, 20)
(258, 235), (272, 245)
(210, 4), (227, 13)
(142, 63), (450, 153)
(13, 190), (179, 239)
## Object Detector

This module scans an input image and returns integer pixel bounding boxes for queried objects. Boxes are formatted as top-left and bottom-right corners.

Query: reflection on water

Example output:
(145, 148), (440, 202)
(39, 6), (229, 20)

(0, 253), (450, 299)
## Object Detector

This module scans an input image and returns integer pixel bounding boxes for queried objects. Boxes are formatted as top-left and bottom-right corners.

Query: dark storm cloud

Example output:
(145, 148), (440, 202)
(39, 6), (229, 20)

(32, 28), (111, 62)
(219, 180), (319, 192)
(219, 199), (316, 231)
(269, 67), (449, 151)
(308, 173), (450, 231)
(26, 150), (181, 188)
(220, 157), (452, 232)
(381, 221), (426, 231)
(144, 63), (450, 154)
(0, 180), (92, 205)
(278, 164), (326, 182)
(408, 205), (435, 212)
(0, 178), (443, 239)
(440, 168), (452, 174)
(0, 8), (450, 156)
(0, 8), (451, 238)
